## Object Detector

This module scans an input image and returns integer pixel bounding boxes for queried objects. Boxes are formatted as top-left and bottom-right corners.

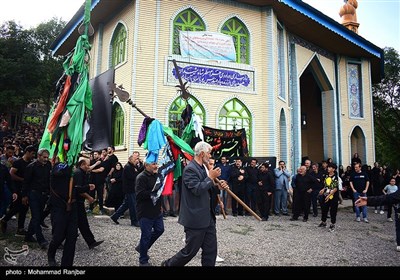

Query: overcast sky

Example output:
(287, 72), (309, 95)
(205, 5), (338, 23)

(1, 0), (83, 28)
(1, 0), (399, 50)
(303, 0), (400, 50)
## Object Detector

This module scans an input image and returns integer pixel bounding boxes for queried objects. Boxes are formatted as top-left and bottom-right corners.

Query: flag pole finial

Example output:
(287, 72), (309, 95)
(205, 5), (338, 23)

(78, 0), (94, 36)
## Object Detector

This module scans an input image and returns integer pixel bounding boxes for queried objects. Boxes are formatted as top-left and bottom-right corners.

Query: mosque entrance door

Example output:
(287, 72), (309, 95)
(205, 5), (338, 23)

(298, 56), (335, 165)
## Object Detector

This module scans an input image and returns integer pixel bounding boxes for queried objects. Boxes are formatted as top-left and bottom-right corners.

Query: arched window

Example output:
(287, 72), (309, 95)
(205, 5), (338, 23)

(221, 18), (249, 64)
(111, 23), (127, 67)
(168, 96), (205, 136)
(112, 103), (124, 147)
(348, 62), (363, 118)
(218, 98), (252, 152)
(279, 109), (288, 163)
(277, 23), (286, 99)
(350, 126), (366, 164)
(173, 9), (205, 55)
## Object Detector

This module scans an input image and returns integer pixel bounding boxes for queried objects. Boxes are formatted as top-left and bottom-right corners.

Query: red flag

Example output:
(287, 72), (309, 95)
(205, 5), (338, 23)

(161, 172), (174, 196)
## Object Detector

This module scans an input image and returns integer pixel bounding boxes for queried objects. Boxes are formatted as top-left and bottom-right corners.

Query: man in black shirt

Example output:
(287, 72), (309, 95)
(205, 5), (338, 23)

(257, 163), (275, 221)
(89, 151), (107, 214)
(47, 159), (95, 266)
(350, 162), (370, 222)
(1, 145), (35, 235)
(76, 158), (103, 250)
(22, 148), (51, 249)
(0, 162), (16, 219)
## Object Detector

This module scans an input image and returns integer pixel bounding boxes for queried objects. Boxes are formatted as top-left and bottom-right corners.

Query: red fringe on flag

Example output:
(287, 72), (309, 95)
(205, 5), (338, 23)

(48, 75), (72, 133)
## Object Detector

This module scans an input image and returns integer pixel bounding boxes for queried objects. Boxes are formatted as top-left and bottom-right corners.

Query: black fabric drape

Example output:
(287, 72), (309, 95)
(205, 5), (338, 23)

(84, 69), (114, 151)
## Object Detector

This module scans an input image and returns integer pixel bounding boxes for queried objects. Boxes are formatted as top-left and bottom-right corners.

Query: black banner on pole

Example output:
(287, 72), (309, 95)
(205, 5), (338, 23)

(84, 69), (114, 151)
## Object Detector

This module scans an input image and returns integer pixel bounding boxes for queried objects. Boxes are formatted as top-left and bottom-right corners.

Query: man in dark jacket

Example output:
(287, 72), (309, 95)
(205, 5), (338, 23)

(161, 141), (228, 266)
(110, 151), (143, 226)
(135, 160), (164, 266)
(291, 165), (319, 222)
(356, 189), (400, 252)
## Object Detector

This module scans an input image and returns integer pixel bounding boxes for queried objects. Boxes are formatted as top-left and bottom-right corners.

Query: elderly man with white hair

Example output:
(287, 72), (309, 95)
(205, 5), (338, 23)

(161, 141), (228, 266)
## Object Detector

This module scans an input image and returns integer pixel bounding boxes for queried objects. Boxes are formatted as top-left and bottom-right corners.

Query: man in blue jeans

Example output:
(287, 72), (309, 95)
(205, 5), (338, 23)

(135, 160), (164, 266)
(350, 163), (370, 223)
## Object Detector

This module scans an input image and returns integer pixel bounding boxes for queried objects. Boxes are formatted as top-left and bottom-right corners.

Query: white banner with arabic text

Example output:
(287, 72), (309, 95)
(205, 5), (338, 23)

(179, 31), (236, 61)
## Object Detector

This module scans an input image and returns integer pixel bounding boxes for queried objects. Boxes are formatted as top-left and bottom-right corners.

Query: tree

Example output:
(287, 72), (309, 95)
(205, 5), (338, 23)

(0, 18), (66, 127)
(33, 18), (66, 116)
(0, 21), (41, 120)
(373, 47), (400, 169)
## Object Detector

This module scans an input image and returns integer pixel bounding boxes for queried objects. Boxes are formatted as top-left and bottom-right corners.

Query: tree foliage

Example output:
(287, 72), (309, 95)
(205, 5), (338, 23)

(33, 18), (66, 113)
(0, 21), (41, 115)
(0, 18), (66, 125)
(373, 47), (400, 169)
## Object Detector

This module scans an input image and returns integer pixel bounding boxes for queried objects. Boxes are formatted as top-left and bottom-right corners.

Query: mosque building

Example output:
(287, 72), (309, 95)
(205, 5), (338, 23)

(51, 0), (383, 169)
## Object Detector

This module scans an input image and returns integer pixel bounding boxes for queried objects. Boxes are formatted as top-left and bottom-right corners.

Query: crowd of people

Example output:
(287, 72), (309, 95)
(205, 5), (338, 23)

(1, 120), (399, 266)
(0, 123), (121, 265)
(207, 153), (399, 254)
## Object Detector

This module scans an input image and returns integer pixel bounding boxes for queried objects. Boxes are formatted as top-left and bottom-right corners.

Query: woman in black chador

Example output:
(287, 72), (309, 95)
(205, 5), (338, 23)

(105, 162), (124, 210)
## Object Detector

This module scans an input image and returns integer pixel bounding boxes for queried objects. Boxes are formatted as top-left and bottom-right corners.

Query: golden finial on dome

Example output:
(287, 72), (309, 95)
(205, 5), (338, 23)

(339, 0), (359, 33)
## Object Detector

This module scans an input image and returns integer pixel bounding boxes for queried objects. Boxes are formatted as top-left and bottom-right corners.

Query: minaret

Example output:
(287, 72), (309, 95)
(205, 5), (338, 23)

(339, 0), (360, 33)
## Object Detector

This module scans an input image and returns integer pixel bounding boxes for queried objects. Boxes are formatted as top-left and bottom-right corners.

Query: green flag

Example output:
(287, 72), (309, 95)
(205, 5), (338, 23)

(39, 0), (93, 166)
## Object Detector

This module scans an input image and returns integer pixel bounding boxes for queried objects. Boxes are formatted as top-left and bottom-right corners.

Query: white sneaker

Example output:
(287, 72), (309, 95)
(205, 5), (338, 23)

(374, 210), (378, 214)
(388, 218), (393, 222)
(364, 218), (369, 223)
(356, 217), (361, 222)
(216, 255), (224, 262)
(397, 246), (400, 252)
(380, 210), (384, 215)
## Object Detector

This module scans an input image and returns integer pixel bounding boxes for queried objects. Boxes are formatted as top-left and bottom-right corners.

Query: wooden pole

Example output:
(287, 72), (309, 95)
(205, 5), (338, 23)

(206, 161), (261, 222)
(217, 195), (227, 219)
(221, 180), (262, 221)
